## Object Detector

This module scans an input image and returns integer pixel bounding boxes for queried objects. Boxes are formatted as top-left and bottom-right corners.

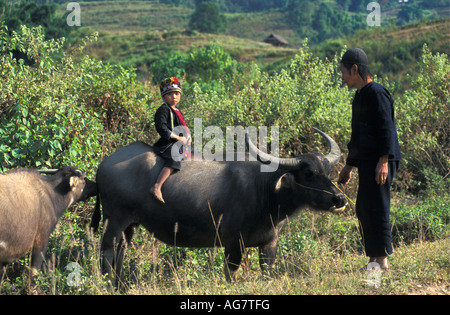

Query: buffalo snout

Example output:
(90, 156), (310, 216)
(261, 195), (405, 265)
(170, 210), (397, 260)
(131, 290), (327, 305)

(330, 192), (347, 213)
(80, 178), (98, 201)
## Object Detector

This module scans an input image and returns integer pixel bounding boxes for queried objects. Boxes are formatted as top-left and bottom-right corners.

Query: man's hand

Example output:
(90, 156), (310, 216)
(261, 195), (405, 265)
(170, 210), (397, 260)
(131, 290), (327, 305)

(376, 155), (389, 185)
(339, 165), (353, 185)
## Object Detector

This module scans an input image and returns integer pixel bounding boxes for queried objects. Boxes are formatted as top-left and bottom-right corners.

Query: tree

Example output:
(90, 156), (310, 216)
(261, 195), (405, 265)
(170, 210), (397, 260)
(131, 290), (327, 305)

(189, 1), (227, 33)
(1, 1), (71, 39)
(287, 0), (318, 40)
(349, 0), (365, 12)
(397, 3), (424, 25)
(311, 2), (366, 43)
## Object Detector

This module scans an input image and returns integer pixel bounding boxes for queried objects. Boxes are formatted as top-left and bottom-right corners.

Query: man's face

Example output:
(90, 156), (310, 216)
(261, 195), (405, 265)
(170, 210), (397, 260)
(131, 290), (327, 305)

(340, 63), (357, 89)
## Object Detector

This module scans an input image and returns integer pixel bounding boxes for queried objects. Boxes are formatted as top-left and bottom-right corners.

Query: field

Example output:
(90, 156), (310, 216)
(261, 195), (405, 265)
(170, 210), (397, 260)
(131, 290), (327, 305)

(1, 1), (449, 295)
(65, 3), (450, 87)
(1, 200), (449, 295)
(64, 1), (301, 79)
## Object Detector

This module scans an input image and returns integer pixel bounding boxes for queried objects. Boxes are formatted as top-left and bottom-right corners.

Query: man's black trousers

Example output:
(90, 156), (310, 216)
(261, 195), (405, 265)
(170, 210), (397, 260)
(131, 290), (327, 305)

(356, 160), (399, 257)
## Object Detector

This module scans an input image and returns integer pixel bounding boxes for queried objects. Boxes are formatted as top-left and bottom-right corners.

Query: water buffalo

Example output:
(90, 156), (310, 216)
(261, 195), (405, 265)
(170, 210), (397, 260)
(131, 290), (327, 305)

(91, 128), (347, 282)
(0, 167), (97, 281)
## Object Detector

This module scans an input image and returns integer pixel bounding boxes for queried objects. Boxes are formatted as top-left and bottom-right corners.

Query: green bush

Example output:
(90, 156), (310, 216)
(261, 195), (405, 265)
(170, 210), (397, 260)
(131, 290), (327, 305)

(392, 194), (450, 243)
(395, 44), (450, 194)
(150, 43), (240, 93)
(0, 24), (155, 173)
(0, 22), (449, 293)
(184, 42), (354, 156)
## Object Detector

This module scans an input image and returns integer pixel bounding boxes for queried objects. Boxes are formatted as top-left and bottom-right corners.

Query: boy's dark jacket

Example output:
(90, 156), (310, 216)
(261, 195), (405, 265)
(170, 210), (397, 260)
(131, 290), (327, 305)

(346, 81), (401, 167)
(153, 103), (187, 153)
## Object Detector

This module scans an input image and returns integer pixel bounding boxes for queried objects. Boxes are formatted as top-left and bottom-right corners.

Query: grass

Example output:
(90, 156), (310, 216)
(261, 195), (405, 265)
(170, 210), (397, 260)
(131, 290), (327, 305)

(59, 1), (449, 82)
(1, 193), (448, 295)
(68, 28), (298, 80)
(59, 1), (301, 78)
(65, 1), (194, 34)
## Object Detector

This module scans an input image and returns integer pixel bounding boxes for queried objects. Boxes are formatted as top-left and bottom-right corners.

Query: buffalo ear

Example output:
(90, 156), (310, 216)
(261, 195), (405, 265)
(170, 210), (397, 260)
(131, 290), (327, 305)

(275, 173), (295, 192)
(69, 176), (82, 190)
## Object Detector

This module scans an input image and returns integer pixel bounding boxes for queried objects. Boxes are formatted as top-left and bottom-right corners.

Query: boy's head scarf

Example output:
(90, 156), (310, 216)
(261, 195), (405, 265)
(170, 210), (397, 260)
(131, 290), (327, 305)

(160, 77), (182, 96)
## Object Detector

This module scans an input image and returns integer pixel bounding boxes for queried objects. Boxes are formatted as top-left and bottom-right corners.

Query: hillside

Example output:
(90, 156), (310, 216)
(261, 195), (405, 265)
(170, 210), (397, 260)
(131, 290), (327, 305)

(72, 15), (449, 85)
(68, 0), (194, 34)
(314, 18), (450, 87)
(64, 1), (449, 43)
(57, 1), (448, 79)
(0, 2), (449, 295)
(61, 1), (300, 78)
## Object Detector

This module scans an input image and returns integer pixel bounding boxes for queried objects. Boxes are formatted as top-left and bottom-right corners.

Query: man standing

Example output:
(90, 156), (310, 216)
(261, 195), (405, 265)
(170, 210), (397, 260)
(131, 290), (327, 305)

(338, 48), (401, 270)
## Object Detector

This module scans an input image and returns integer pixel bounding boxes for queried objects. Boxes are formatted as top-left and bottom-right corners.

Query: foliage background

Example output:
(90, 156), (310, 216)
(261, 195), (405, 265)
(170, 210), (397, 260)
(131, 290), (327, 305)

(0, 0), (448, 294)
(2, 23), (447, 194)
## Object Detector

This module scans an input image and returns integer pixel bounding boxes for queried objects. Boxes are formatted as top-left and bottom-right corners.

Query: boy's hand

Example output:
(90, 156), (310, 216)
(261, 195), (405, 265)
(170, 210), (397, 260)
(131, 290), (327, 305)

(177, 136), (189, 145)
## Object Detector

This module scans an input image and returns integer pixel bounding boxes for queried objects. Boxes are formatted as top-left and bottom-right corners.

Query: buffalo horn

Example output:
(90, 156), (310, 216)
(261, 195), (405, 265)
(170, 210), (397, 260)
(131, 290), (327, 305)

(312, 127), (341, 166)
(245, 131), (302, 170)
(38, 169), (59, 175)
(245, 128), (341, 170)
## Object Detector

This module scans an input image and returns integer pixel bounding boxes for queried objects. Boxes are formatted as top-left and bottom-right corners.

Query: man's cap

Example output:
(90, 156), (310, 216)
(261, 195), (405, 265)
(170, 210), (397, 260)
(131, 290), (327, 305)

(340, 48), (369, 67)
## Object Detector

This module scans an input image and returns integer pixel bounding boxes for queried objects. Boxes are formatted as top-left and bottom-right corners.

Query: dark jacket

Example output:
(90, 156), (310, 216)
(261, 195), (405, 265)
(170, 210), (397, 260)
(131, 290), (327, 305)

(153, 103), (188, 154)
(346, 82), (401, 167)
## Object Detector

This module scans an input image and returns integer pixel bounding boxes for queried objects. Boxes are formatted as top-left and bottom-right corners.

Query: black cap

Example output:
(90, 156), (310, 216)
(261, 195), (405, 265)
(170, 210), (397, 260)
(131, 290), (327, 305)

(340, 48), (369, 67)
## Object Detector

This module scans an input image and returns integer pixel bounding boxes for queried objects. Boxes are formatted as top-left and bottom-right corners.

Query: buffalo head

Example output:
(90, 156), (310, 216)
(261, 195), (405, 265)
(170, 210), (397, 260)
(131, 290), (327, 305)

(246, 128), (347, 213)
(39, 167), (98, 202)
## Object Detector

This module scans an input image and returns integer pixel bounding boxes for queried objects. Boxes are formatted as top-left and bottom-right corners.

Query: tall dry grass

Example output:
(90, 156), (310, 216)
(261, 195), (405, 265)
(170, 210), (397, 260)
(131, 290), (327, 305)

(1, 199), (448, 295)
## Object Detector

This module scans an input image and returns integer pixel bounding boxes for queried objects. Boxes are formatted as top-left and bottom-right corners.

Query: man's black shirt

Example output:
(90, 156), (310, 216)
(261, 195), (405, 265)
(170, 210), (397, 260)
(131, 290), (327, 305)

(346, 81), (401, 166)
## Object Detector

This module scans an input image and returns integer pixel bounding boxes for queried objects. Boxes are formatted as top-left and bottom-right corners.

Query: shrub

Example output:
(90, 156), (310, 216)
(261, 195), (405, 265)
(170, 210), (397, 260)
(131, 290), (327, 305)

(188, 1), (227, 34)
(0, 24), (154, 173)
(395, 44), (450, 193)
(186, 42), (353, 156)
(391, 194), (450, 244)
(150, 43), (240, 93)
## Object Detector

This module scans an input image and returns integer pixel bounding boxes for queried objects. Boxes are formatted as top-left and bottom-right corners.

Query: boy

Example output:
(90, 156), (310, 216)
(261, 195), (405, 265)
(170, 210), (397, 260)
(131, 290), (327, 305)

(151, 77), (191, 204)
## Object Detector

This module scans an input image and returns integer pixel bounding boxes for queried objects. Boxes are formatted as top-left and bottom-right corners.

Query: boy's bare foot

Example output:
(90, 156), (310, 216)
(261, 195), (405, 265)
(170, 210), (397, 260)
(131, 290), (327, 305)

(150, 186), (165, 204)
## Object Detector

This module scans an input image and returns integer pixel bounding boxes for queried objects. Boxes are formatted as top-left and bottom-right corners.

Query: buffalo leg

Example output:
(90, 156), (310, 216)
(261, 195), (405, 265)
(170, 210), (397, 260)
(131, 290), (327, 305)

(259, 237), (279, 276)
(115, 224), (137, 288)
(101, 219), (128, 278)
(0, 263), (6, 283)
(224, 245), (242, 282)
(30, 236), (49, 273)
(101, 230), (115, 276)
